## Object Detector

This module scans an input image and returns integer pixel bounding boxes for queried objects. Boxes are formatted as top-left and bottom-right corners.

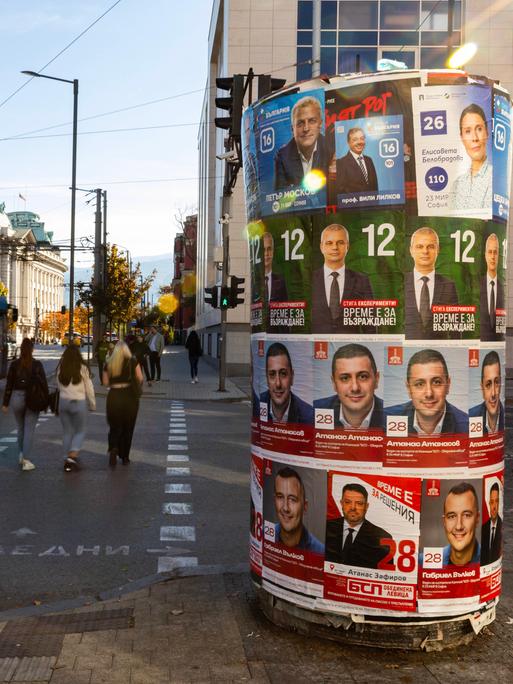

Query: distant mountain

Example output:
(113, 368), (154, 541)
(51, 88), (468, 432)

(65, 253), (173, 302)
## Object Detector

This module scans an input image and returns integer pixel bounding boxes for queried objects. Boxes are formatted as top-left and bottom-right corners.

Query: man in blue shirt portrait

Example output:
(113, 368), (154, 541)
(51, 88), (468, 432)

(442, 482), (481, 567)
(273, 467), (324, 554)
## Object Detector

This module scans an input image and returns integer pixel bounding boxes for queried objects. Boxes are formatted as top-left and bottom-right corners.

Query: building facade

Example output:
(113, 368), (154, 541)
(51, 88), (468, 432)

(0, 207), (67, 341)
(172, 214), (198, 341)
(197, 0), (513, 369)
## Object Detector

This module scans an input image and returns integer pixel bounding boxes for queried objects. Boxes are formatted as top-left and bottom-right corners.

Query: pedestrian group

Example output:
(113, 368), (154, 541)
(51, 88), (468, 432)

(1, 325), (173, 473)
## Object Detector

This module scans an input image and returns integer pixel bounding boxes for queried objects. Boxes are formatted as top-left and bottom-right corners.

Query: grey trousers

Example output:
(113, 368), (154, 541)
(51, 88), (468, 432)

(59, 398), (88, 455)
(11, 390), (39, 460)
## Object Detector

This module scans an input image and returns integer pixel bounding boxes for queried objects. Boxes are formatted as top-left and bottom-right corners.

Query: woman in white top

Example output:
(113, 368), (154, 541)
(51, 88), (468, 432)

(57, 345), (96, 472)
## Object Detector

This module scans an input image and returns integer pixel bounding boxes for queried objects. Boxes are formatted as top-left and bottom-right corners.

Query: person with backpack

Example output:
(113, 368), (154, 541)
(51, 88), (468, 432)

(1, 338), (49, 471)
(57, 345), (96, 472)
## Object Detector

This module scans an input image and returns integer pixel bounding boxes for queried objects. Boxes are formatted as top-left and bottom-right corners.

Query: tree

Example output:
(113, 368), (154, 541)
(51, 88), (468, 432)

(84, 245), (155, 333)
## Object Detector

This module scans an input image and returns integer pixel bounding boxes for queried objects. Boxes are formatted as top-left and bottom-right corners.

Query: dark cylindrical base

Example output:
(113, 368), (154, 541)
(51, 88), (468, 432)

(255, 583), (496, 651)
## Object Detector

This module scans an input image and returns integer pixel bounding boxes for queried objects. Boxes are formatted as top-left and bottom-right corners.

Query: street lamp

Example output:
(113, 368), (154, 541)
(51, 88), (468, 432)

(21, 70), (79, 337)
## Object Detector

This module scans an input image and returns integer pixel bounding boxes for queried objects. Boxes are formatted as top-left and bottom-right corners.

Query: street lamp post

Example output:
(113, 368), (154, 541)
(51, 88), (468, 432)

(21, 70), (78, 337)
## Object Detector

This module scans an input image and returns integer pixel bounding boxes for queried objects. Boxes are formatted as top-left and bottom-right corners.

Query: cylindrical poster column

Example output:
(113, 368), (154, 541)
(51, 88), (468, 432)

(243, 70), (510, 649)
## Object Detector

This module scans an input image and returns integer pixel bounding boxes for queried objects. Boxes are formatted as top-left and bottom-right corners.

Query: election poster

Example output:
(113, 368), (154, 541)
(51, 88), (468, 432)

(257, 338), (314, 456)
(492, 89), (512, 222)
(333, 115), (405, 209)
(256, 215), (313, 334)
(480, 222), (507, 342)
(250, 336), (265, 446)
(312, 339), (385, 467)
(248, 221), (265, 332)
(262, 459), (326, 601)
(412, 84), (493, 219)
(255, 88), (329, 217)
(480, 471), (503, 603)
(311, 210), (405, 335)
(250, 452), (264, 579)
(404, 217), (482, 341)
(322, 472), (421, 614)
(324, 76), (419, 210)
(468, 347), (505, 469)
(418, 478), (482, 615)
(383, 345), (469, 470)
(242, 108), (261, 222)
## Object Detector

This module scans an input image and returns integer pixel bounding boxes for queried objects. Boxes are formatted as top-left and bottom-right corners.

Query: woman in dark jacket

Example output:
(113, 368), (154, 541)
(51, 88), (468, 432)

(103, 341), (143, 467)
(2, 338), (48, 471)
(185, 329), (202, 384)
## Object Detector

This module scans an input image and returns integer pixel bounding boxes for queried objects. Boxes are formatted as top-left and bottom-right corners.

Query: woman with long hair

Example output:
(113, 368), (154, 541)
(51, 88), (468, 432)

(2, 338), (48, 471)
(103, 340), (143, 467)
(57, 345), (96, 472)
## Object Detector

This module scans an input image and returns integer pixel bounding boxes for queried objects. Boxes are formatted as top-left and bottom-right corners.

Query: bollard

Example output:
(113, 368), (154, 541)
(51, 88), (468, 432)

(244, 69), (509, 649)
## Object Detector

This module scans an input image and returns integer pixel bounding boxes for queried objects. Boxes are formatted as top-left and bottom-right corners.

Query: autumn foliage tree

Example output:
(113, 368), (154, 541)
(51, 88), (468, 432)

(40, 306), (92, 341)
(82, 245), (154, 333)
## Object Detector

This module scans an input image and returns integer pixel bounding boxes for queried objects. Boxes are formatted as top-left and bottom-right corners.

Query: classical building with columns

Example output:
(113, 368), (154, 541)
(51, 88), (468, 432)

(0, 205), (67, 341)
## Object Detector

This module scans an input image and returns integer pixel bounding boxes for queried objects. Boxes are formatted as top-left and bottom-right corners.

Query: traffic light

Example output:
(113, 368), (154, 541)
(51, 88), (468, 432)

(258, 75), (287, 99)
(229, 275), (245, 308)
(61, 305), (67, 315)
(204, 286), (219, 309)
(215, 74), (244, 138)
(219, 286), (230, 310)
(11, 307), (18, 322)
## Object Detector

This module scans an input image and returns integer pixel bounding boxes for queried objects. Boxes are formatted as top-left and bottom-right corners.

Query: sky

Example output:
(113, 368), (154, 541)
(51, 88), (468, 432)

(0, 0), (213, 268)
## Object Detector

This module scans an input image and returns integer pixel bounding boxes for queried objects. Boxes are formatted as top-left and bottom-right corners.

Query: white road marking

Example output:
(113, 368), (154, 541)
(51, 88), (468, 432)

(166, 443), (188, 450)
(0, 447), (7, 452)
(0, 437), (17, 443)
(167, 454), (189, 462)
(158, 556), (198, 573)
(163, 503), (193, 515)
(165, 483), (192, 494)
(168, 435), (188, 441)
(160, 526), (196, 541)
(166, 467), (190, 476)
(169, 429), (187, 434)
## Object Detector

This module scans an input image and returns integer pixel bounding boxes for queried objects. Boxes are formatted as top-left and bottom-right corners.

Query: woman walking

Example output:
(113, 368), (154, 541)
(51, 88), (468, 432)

(185, 328), (202, 384)
(57, 346), (96, 472)
(2, 338), (48, 471)
(103, 341), (143, 467)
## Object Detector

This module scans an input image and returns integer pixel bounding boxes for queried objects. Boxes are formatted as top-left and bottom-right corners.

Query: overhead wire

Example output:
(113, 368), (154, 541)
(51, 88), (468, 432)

(0, 0), (124, 111)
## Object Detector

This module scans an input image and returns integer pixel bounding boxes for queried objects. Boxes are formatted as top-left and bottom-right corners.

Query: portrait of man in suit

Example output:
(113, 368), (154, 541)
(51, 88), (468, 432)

(273, 467), (324, 554)
(442, 482), (480, 567)
(480, 233), (505, 341)
(263, 232), (288, 303)
(325, 483), (392, 568)
(386, 349), (468, 435)
(481, 482), (502, 565)
(259, 342), (313, 425)
(311, 224), (374, 333)
(335, 126), (378, 196)
(405, 226), (459, 339)
(274, 95), (329, 191)
(314, 343), (384, 430)
(469, 351), (504, 435)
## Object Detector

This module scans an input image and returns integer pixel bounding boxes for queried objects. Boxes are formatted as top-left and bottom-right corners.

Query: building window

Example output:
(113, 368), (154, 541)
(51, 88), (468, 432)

(296, 0), (461, 78)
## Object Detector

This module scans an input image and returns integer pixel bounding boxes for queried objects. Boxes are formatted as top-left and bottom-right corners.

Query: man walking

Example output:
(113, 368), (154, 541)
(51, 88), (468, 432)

(146, 325), (164, 382)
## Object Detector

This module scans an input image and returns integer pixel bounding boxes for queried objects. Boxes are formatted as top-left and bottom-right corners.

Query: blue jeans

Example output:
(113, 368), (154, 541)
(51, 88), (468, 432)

(59, 398), (88, 455)
(11, 390), (39, 460)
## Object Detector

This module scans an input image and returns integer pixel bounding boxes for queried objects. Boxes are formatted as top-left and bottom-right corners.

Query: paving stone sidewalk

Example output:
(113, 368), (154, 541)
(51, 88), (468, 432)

(1, 569), (513, 683)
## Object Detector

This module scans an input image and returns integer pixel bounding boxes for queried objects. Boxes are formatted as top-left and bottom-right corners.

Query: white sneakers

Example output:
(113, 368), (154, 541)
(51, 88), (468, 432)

(21, 459), (36, 471)
(190, 377), (199, 384)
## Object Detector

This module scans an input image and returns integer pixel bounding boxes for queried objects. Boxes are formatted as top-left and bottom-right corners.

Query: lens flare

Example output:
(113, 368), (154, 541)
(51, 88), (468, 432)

(157, 293), (179, 315)
(302, 169), (326, 193)
(448, 43), (477, 69)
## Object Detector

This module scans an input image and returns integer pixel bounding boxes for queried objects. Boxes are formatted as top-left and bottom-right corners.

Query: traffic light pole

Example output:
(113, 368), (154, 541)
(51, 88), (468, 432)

(218, 194), (231, 393)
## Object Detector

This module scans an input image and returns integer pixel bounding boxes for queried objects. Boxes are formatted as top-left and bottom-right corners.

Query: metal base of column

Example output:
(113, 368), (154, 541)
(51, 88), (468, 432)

(254, 583), (496, 651)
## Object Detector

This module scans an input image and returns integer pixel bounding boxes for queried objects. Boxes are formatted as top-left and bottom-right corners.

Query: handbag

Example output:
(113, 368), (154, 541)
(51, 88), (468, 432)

(26, 369), (50, 412)
(48, 388), (60, 415)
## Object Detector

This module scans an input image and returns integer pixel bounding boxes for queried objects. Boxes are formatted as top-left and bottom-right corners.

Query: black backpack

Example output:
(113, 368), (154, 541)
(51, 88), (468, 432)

(25, 365), (49, 412)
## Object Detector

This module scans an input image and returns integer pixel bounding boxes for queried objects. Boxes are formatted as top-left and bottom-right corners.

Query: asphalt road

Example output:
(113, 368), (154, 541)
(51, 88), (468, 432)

(0, 347), (249, 610)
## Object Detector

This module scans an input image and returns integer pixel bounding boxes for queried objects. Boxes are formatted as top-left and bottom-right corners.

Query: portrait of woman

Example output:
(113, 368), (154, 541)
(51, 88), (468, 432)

(448, 103), (492, 211)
